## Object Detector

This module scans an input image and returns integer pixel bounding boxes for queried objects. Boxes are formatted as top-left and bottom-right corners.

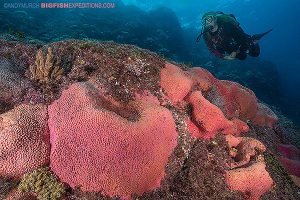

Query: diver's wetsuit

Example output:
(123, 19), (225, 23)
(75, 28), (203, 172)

(203, 18), (260, 60)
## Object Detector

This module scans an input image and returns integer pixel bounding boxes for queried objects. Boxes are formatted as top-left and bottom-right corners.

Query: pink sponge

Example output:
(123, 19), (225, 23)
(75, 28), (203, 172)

(278, 144), (300, 160)
(186, 91), (249, 139)
(160, 63), (213, 106)
(225, 134), (273, 199)
(226, 161), (273, 200)
(160, 63), (193, 104)
(225, 135), (266, 168)
(160, 62), (277, 141)
(215, 80), (258, 120)
(277, 144), (300, 177)
(48, 82), (178, 198)
(207, 74), (277, 128)
(187, 91), (232, 134)
(279, 157), (300, 177)
(0, 104), (50, 179)
(253, 103), (278, 127)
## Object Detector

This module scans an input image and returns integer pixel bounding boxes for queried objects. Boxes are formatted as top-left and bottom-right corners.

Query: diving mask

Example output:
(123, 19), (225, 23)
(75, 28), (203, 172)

(202, 15), (216, 30)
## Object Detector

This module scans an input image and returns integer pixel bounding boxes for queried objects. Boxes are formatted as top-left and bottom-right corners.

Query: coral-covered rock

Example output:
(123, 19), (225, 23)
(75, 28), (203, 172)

(290, 175), (300, 188)
(225, 161), (274, 200)
(4, 188), (36, 200)
(0, 40), (288, 199)
(0, 104), (50, 179)
(48, 81), (178, 198)
(225, 135), (266, 168)
(0, 41), (37, 68)
(0, 57), (29, 110)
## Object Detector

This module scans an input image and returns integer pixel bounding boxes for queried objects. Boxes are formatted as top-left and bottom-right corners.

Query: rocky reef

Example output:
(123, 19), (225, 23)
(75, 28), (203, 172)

(2, 2), (291, 128)
(0, 39), (299, 200)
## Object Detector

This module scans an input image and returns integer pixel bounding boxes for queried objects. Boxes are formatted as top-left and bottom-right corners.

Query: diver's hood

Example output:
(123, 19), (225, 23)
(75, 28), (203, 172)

(202, 11), (218, 20)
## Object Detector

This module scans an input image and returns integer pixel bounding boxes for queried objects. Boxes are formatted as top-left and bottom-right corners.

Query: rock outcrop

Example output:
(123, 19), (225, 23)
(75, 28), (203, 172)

(0, 40), (298, 200)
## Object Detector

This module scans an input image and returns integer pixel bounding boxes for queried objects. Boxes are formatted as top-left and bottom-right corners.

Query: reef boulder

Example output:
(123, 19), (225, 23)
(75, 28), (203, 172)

(0, 58), (30, 113)
(1, 40), (295, 200)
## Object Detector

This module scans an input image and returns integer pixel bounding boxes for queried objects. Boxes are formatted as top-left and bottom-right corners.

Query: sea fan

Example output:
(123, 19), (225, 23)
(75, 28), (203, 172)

(29, 47), (64, 90)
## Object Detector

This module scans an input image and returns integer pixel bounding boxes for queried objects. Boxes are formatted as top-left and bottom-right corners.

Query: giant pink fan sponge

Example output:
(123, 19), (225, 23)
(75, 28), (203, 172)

(225, 135), (273, 199)
(160, 63), (213, 106)
(278, 144), (300, 160)
(279, 157), (300, 177)
(48, 81), (178, 199)
(185, 90), (249, 139)
(193, 71), (278, 127)
(252, 103), (278, 127)
(225, 161), (274, 200)
(160, 62), (277, 140)
(0, 104), (50, 179)
(187, 90), (232, 133)
(278, 144), (300, 177)
(214, 80), (258, 120)
(160, 62), (194, 104)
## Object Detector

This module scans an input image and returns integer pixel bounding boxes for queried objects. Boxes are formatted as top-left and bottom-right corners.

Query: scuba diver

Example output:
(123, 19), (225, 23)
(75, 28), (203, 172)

(196, 11), (272, 60)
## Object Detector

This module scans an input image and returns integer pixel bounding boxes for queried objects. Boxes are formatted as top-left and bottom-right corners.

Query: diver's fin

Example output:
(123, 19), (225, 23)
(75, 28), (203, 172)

(252, 29), (273, 41)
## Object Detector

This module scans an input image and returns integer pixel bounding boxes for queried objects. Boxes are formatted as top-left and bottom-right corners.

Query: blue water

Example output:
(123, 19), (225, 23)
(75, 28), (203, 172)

(123, 0), (300, 125)
(1, 0), (300, 126)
